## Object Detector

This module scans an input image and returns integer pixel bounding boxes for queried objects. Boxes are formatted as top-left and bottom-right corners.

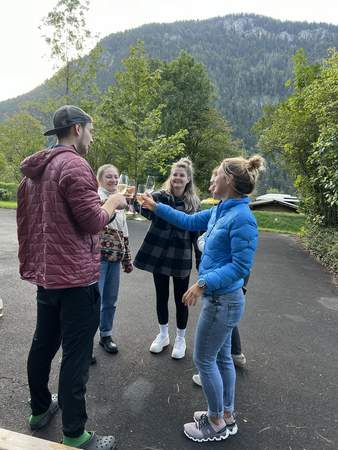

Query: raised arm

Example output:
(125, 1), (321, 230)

(142, 194), (212, 231)
(59, 158), (125, 233)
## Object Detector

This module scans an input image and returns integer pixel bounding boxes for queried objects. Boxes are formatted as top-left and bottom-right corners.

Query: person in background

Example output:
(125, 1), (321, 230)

(192, 168), (247, 388)
(17, 105), (125, 450)
(97, 164), (133, 354)
(141, 155), (265, 443)
(134, 158), (201, 360)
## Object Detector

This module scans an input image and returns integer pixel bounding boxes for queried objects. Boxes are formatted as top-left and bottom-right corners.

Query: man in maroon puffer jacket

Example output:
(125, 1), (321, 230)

(17, 105), (123, 450)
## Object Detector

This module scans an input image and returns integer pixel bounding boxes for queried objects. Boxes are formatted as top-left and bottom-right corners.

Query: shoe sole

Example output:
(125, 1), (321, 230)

(171, 352), (186, 360)
(192, 416), (238, 436)
(149, 342), (170, 354)
(184, 429), (230, 442)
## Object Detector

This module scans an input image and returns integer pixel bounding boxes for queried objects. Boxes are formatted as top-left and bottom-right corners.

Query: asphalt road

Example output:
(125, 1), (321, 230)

(0, 208), (337, 450)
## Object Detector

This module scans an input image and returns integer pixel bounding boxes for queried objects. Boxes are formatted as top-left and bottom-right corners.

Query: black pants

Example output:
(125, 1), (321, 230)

(27, 284), (100, 438)
(231, 326), (242, 355)
(153, 273), (190, 329)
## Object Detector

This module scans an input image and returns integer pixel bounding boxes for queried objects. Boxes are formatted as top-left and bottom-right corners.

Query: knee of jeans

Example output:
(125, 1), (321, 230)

(194, 351), (214, 372)
(216, 353), (233, 366)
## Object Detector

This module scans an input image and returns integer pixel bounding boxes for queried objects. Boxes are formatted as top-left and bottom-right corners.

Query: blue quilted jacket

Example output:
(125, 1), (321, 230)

(155, 197), (258, 295)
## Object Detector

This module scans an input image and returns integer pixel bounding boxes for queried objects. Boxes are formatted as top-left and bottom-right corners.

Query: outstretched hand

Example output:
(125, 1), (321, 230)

(140, 193), (156, 211)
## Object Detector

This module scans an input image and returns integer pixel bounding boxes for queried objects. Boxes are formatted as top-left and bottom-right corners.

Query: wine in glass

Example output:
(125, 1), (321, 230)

(136, 184), (146, 205)
(126, 178), (136, 214)
(145, 176), (155, 193)
(127, 178), (136, 197)
(117, 173), (129, 195)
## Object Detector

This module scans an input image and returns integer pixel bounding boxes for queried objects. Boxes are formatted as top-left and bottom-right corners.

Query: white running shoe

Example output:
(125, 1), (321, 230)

(192, 373), (202, 386)
(149, 334), (170, 353)
(171, 336), (186, 359)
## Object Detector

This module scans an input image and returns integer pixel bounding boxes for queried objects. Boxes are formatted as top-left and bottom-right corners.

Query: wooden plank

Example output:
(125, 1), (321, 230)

(0, 428), (77, 450)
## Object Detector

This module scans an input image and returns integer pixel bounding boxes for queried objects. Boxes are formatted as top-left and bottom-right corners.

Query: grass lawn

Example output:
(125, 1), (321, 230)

(0, 201), (17, 209)
(201, 203), (305, 234)
(253, 210), (305, 235)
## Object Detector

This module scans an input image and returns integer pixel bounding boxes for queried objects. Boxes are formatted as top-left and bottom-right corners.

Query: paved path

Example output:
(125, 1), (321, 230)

(0, 208), (337, 450)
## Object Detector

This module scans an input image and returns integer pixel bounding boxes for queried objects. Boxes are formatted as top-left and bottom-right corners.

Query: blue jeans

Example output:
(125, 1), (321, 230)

(193, 289), (245, 418)
(99, 259), (120, 337)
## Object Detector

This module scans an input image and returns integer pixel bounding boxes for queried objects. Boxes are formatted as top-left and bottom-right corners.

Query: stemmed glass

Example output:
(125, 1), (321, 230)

(126, 178), (136, 214)
(145, 176), (155, 193)
(117, 173), (129, 195)
(136, 184), (146, 205)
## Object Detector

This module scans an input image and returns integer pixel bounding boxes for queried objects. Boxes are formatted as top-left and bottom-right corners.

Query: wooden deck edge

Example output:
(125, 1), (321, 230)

(0, 427), (77, 450)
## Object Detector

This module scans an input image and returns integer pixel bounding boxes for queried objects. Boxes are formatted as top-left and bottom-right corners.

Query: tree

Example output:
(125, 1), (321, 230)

(91, 42), (187, 183)
(156, 51), (242, 191)
(255, 49), (338, 226)
(0, 113), (45, 181)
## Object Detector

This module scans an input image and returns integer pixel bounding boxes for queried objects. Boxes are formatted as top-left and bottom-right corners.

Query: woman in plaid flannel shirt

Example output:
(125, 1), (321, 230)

(134, 158), (201, 360)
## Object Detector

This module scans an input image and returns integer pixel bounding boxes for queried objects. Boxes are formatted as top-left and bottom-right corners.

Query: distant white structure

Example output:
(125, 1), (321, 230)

(250, 194), (299, 212)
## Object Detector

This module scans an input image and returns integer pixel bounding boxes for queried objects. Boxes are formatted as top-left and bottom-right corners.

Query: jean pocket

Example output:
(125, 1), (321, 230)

(226, 302), (244, 327)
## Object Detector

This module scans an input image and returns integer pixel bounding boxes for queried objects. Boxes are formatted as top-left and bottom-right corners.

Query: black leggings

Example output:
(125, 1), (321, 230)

(153, 273), (190, 329)
(231, 326), (242, 355)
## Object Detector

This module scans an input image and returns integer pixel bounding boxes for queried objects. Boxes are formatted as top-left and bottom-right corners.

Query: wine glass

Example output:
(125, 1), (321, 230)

(145, 176), (155, 193)
(117, 173), (129, 195)
(126, 178), (136, 214)
(136, 184), (146, 205)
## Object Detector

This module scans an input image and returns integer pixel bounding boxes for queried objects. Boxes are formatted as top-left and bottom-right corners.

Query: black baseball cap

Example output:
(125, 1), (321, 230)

(44, 105), (92, 136)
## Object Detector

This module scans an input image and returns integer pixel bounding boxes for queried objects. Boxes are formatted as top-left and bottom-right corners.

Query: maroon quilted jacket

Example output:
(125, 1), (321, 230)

(17, 145), (109, 289)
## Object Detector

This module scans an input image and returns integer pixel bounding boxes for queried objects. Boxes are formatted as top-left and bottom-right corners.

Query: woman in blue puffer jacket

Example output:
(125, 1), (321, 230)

(141, 154), (265, 444)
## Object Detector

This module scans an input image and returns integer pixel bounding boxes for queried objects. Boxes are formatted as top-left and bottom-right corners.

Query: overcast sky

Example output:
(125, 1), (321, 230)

(0, 0), (337, 102)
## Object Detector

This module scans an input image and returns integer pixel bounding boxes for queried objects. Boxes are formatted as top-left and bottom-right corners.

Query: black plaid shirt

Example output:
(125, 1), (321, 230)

(134, 191), (201, 277)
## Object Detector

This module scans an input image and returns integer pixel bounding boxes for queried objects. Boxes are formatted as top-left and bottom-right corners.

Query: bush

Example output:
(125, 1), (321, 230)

(0, 182), (17, 201)
(0, 188), (10, 201)
(303, 223), (338, 276)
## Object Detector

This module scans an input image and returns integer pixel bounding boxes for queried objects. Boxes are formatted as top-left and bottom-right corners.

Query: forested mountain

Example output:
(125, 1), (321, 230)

(1, 13), (337, 149)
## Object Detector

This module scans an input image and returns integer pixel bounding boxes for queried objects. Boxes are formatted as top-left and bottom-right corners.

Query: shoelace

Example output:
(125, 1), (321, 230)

(196, 414), (210, 430)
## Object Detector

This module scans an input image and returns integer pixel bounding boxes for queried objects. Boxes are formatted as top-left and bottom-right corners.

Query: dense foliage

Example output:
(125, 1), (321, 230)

(256, 49), (338, 227)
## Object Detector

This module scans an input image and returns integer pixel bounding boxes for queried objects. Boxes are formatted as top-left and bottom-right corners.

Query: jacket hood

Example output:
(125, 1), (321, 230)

(20, 145), (78, 179)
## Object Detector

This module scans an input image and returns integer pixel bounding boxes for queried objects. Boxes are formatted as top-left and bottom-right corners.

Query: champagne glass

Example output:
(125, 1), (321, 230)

(145, 176), (155, 193)
(126, 178), (136, 214)
(136, 184), (146, 205)
(127, 178), (136, 198)
(117, 173), (129, 195)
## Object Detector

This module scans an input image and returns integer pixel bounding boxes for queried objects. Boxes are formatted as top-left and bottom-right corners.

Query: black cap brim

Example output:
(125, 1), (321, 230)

(43, 125), (72, 136)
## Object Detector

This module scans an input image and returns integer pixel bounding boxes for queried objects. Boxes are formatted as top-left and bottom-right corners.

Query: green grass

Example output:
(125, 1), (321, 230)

(201, 203), (305, 234)
(0, 201), (17, 209)
(253, 210), (305, 235)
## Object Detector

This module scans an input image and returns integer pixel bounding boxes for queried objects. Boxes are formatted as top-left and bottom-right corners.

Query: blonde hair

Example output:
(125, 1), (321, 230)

(97, 164), (119, 183)
(163, 157), (200, 212)
(221, 155), (266, 195)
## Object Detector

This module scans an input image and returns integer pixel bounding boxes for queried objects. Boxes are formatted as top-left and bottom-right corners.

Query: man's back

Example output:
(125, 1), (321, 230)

(17, 145), (108, 289)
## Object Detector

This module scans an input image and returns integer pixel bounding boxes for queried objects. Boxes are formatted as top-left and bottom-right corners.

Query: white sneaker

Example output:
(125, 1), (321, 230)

(171, 336), (186, 359)
(192, 373), (202, 386)
(149, 334), (170, 353)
